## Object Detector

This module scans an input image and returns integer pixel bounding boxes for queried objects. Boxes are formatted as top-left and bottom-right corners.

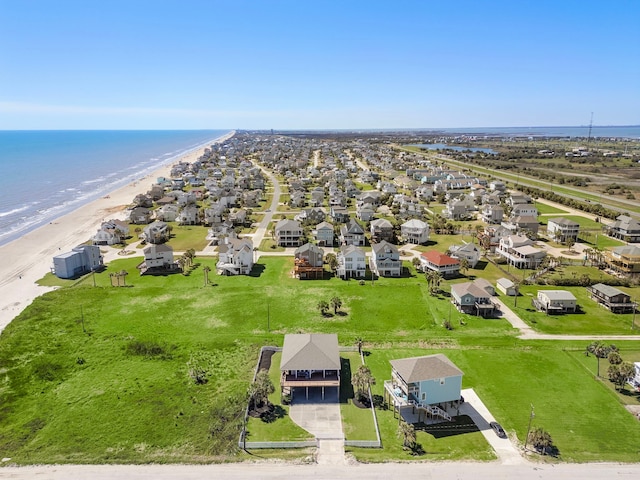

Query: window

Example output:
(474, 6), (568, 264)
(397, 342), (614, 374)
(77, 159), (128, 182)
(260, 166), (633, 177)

(421, 392), (426, 401)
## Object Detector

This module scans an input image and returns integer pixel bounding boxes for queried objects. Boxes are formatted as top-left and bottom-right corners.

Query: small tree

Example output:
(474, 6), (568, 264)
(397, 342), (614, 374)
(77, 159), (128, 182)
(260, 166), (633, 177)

(566, 237), (575, 252)
(325, 253), (338, 272)
(608, 362), (635, 391)
(398, 420), (417, 451)
(458, 257), (470, 276)
(203, 265), (211, 286)
(527, 427), (553, 455)
(317, 300), (330, 316)
(608, 351), (622, 366)
(249, 369), (275, 409)
(330, 296), (342, 314)
(352, 365), (376, 402)
(425, 270), (443, 296)
(586, 341), (616, 378)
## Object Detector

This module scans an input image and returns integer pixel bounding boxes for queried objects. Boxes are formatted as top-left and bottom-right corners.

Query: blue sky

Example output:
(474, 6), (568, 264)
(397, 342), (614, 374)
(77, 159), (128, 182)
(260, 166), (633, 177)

(0, 0), (638, 129)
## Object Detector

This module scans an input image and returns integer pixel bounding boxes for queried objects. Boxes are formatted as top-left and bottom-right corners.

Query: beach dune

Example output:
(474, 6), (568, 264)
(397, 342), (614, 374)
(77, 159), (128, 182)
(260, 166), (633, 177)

(0, 131), (234, 333)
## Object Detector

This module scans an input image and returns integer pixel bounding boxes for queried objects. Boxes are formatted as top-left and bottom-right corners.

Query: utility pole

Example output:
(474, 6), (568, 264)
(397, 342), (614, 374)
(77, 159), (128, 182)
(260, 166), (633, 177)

(524, 404), (535, 451)
(587, 112), (594, 144)
(632, 299), (637, 330)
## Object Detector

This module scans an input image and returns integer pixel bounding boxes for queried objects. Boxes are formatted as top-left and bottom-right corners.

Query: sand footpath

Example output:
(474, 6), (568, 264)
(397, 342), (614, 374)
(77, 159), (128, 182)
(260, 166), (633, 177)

(0, 131), (234, 333)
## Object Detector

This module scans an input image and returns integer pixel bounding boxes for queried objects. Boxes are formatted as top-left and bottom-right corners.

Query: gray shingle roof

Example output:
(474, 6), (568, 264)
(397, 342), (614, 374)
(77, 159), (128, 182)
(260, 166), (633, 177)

(280, 334), (340, 371)
(390, 354), (463, 383)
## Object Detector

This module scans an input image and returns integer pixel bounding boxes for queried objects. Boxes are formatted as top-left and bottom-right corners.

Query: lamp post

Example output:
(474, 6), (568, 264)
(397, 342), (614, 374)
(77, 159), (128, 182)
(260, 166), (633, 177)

(524, 404), (535, 451)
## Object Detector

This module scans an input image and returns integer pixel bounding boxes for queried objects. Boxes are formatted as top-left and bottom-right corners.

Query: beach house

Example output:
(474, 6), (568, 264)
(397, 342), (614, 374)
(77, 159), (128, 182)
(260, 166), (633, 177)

(280, 334), (341, 401)
(52, 245), (103, 279)
(384, 354), (463, 423)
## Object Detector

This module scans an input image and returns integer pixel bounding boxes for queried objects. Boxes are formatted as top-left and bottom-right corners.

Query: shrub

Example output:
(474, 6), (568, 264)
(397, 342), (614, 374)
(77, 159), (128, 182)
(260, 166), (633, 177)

(32, 358), (63, 381)
(125, 340), (173, 360)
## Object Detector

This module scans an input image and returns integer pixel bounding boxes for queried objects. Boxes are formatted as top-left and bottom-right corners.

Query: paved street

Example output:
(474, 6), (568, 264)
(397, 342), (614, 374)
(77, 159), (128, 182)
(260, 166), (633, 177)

(2, 461), (640, 479)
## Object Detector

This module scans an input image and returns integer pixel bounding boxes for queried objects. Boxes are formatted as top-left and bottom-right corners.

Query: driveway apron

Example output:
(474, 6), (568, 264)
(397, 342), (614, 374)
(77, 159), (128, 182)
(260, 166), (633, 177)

(288, 388), (345, 465)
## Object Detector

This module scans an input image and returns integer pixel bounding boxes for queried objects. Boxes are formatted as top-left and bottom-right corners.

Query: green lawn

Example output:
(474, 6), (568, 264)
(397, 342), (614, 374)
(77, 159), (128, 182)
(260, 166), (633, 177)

(244, 352), (312, 442)
(166, 224), (210, 251)
(339, 352), (379, 442)
(3, 256), (640, 464)
(535, 203), (569, 215)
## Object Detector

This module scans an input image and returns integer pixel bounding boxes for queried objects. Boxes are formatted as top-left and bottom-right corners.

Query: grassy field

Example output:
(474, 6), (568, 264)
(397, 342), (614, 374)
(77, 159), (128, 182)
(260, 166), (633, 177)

(535, 203), (569, 215)
(2, 256), (640, 464)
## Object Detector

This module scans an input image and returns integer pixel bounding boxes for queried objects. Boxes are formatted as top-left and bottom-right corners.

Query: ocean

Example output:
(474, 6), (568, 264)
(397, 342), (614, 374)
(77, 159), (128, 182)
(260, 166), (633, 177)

(0, 130), (230, 246)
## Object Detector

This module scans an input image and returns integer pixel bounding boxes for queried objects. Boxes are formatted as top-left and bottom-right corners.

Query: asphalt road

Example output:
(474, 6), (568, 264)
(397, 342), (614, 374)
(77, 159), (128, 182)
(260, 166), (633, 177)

(2, 461), (640, 479)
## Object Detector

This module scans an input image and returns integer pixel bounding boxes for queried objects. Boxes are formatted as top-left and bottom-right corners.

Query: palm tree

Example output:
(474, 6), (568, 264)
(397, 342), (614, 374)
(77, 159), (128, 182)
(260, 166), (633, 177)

(249, 369), (275, 409)
(325, 253), (338, 272)
(330, 296), (342, 314)
(527, 427), (553, 455)
(120, 270), (128, 286)
(317, 300), (330, 316)
(109, 272), (116, 287)
(586, 341), (616, 377)
(425, 270), (443, 296)
(203, 265), (211, 286)
(398, 420), (417, 451)
(351, 365), (376, 402)
(458, 257), (470, 276)
(583, 247), (593, 266)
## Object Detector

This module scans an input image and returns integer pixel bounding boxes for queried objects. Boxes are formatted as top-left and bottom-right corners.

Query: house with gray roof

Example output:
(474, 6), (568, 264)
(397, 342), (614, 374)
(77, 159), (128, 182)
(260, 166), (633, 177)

(384, 354), (463, 423)
(534, 290), (577, 314)
(280, 334), (341, 400)
(451, 280), (497, 317)
(370, 241), (402, 277)
(547, 217), (580, 243)
(370, 218), (394, 243)
(275, 219), (304, 247)
(606, 215), (640, 243)
(587, 283), (636, 313)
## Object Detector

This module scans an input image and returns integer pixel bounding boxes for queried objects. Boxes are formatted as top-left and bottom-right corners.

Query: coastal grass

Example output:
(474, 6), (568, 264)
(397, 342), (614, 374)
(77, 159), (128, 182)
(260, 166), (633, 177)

(2, 256), (640, 463)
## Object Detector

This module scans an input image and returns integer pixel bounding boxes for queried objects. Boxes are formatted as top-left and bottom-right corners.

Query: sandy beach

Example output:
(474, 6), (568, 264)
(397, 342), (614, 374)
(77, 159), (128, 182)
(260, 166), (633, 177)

(0, 131), (235, 333)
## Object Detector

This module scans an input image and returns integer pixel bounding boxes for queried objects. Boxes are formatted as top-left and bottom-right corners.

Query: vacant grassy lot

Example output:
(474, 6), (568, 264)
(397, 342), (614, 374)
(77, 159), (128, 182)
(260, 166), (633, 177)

(535, 203), (568, 215)
(2, 256), (640, 464)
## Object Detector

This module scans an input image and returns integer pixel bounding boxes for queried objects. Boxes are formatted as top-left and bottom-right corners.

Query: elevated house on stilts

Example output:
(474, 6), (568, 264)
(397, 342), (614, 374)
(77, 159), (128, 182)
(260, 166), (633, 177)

(384, 354), (463, 424)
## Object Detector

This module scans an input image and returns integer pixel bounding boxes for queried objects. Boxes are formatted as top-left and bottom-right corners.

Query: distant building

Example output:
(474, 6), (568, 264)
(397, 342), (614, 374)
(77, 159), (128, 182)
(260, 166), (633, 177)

(52, 245), (103, 279)
(534, 290), (577, 314)
(547, 217), (580, 243)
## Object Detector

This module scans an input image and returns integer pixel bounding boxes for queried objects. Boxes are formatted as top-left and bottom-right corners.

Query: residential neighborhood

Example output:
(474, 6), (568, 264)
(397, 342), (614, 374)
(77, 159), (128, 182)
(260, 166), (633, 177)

(40, 131), (640, 468)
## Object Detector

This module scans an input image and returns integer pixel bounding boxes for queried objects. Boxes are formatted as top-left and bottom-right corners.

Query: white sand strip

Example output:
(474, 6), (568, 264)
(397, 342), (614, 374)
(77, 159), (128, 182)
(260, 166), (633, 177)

(0, 131), (235, 334)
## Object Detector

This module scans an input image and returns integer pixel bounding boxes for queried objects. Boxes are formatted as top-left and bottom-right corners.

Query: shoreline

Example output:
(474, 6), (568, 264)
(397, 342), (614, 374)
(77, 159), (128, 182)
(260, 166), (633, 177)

(0, 131), (235, 333)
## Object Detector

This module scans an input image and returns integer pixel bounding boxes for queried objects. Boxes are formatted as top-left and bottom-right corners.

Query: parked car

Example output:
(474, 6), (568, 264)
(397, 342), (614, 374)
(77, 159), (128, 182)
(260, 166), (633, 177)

(490, 421), (506, 438)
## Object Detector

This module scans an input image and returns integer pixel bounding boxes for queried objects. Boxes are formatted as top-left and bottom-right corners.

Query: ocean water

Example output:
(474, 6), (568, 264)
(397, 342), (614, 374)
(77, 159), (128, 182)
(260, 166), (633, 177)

(0, 130), (230, 246)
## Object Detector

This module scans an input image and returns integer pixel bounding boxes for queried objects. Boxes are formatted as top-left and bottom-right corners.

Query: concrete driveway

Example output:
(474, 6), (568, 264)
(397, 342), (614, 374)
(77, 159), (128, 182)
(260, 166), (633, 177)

(288, 387), (345, 465)
(460, 388), (525, 465)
